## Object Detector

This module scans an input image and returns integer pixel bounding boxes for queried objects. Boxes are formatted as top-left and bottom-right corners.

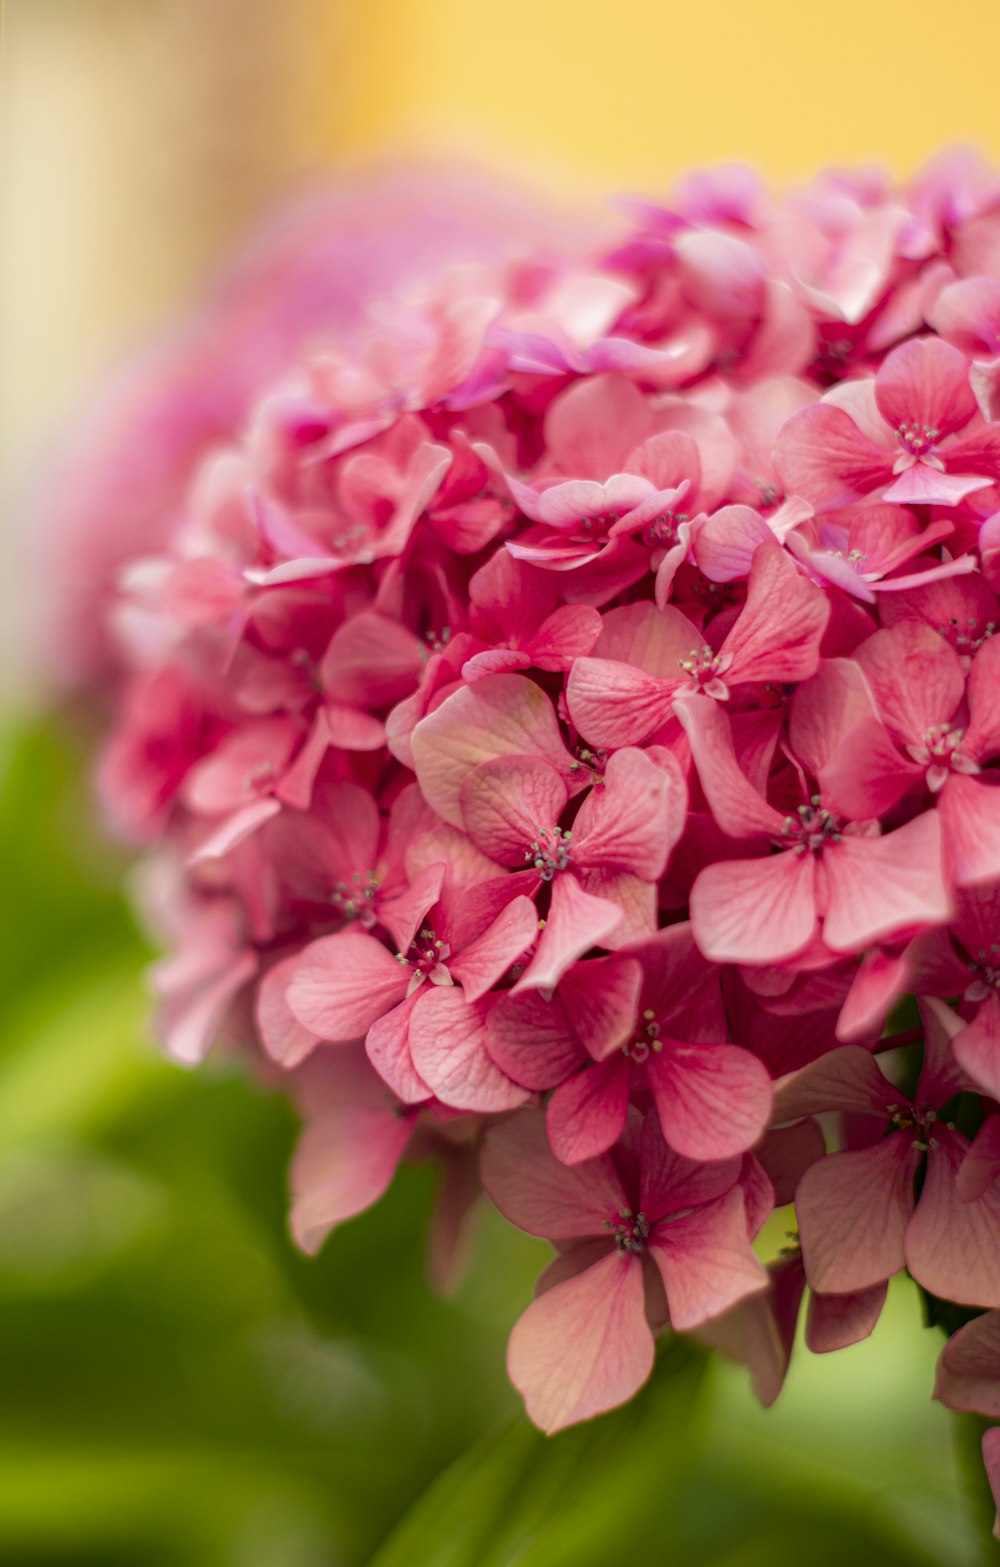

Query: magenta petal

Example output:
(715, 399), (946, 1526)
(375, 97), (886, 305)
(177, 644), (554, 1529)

(460, 754), (568, 865)
(514, 873), (623, 993)
(572, 747), (687, 879)
(290, 1100), (412, 1254)
(820, 813), (951, 954)
(796, 1137), (917, 1294)
(941, 775), (1000, 890)
(805, 1282), (887, 1353)
(934, 1310), (1000, 1415)
(507, 1249), (653, 1432)
(565, 657), (676, 749)
(288, 930), (409, 1039)
(407, 989), (530, 1112)
(690, 851), (817, 966)
(646, 1042), (772, 1160)
(836, 947), (910, 1044)
(649, 1189), (767, 1331)
(547, 1057), (631, 1164)
(481, 1109), (627, 1238)
(874, 335), (978, 439)
(953, 993), (1000, 1101)
(907, 1131), (1000, 1307)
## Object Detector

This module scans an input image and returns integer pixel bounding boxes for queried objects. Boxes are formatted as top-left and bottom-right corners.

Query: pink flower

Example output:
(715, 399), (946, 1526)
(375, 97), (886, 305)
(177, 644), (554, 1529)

(774, 336), (1000, 510)
(481, 1108), (768, 1429)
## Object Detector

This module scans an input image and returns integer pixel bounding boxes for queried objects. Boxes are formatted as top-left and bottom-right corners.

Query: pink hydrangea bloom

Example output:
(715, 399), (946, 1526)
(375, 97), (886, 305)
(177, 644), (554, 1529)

(57, 153), (1000, 1469)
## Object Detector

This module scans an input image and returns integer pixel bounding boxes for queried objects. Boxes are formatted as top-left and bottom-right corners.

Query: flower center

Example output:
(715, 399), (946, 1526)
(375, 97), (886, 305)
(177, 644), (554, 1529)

(887, 1101), (941, 1152)
(524, 827), (573, 881)
(642, 511), (688, 548)
(396, 926), (452, 976)
(605, 1207), (649, 1255)
(895, 422), (939, 458)
(966, 943), (1000, 1001)
(331, 871), (379, 924)
(906, 723), (976, 790)
(623, 1009), (664, 1063)
(780, 797), (843, 853)
(677, 644), (733, 694)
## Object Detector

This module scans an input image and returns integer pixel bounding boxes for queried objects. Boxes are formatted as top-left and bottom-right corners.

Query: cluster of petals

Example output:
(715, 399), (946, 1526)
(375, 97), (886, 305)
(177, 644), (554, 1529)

(75, 150), (1000, 1476)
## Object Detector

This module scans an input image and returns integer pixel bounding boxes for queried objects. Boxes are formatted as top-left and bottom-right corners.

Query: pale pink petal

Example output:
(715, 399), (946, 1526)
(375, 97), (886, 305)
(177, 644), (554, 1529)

(789, 656), (880, 779)
(690, 851), (818, 966)
(796, 1137), (918, 1294)
(365, 991), (433, 1103)
(694, 506), (774, 583)
(855, 621), (965, 744)
(480, 1109), (627, 1237)
(721, 541), (829, 686)
(507, 1250), (653, 1432)
(459, 755), (568, 865)
(289, 1101), (412, 1254)
(186, 795), (283, 865)
(881, 463), (993, 506)
(411, 673), (577, 828)
(256, 955), (322, 1068)
(408, 989), (530, 1112)
(649, 1189), (768, 1331)
(646, 1042), (773, 1161)
(565, 658), (676, 749)
(288, 930), (409, 1039)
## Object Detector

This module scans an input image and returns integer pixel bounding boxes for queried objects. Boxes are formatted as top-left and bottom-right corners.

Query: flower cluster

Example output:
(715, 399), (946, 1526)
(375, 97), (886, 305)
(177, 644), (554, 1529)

(81, 151), (1000, 1484)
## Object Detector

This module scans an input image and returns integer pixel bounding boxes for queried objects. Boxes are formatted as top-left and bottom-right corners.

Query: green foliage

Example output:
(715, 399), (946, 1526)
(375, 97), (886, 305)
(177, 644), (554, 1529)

(0, 713), (990, 1565)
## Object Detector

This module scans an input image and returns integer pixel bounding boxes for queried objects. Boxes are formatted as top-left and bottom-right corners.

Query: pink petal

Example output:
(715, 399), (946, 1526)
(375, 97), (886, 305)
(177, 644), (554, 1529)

(789, 655), (880, 779)
(796, 1137), (918, 1294)
(675, 696), (786, 839)
(805, 1282), (887, 1353)
(289, 1101), (412, 1254)
(836, 947), (911, 1043)
(572, 747), (686, 879)
(546, 1057), (631, 1164)
(507, 1249), (653, 1432)
(874, 335), (978, 438)
(953, 992), (1000, 1104)
(646, 1041), (773, 1161)
(928, 276), (1000, 358)
(365, 991), (433, 1103)
(855, 621), (965, 746)
(288, 930), (409, 1039)
(485, 990), (588, 1090)
(514, 873), (623, 993)
(480, 1109), (627, 1238)
(411, 673), (577, 828)
(459, 755), (568, 866)
(722, 541), (829, 687)
(819, 715), (922, 823)
(526, 604), (603, 669)
(934, 1310), (1000, 1415)
(907, 1131), (1000, 1307)
(772, 1045), (898, 1121)
(408, 989), (530, 1112)
(319, 609), (424, 707)
(448, 894), (538, 1000)
(256, 955), (322, 1068)
(565, 658), (676, 750)
(881, 463), (992, 507)
(965, 637), (1000, 762)
(557, 953), (643, 1059)
(958, 1114), (1000, 1203)
(690, 851), (818, 966)
(820, 813), (951, 954)
(649, 1189), (768, 1331)
(773, 403), (894, 510)
(694, 505), (774, 583)
(186, 795), (283, 865)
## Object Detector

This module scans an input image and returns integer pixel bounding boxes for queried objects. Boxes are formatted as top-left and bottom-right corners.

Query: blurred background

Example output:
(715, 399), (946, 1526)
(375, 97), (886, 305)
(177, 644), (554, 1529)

(4, 2), (1000, 1562)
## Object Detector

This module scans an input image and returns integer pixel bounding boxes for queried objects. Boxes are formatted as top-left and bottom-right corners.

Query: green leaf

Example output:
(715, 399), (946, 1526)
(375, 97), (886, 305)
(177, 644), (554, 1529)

(369, 1338), (710, 1567)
